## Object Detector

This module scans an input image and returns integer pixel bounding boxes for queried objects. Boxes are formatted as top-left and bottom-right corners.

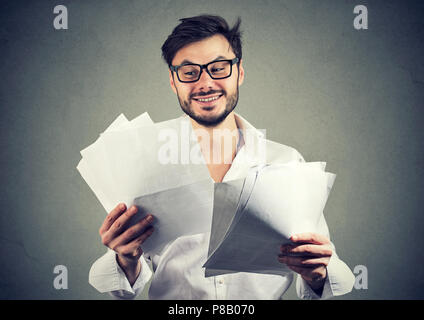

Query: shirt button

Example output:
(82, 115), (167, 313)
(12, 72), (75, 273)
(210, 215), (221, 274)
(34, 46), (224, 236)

(218, 279), (224, 285)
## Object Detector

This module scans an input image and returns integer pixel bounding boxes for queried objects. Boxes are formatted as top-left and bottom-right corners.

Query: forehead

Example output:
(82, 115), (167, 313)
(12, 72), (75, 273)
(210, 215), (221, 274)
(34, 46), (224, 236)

(172, 34), (235, 65)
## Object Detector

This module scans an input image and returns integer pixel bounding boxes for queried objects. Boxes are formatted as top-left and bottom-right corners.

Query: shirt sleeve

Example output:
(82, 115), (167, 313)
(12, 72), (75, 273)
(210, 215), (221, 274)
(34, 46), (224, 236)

(295, 213), (355, 300)
(88, 249), (153, 299)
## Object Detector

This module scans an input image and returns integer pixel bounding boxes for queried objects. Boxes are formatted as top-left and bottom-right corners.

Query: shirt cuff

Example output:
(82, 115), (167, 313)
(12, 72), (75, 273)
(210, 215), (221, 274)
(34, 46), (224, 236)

(296, 254), (355, 300)
(89, 249), (152, 298)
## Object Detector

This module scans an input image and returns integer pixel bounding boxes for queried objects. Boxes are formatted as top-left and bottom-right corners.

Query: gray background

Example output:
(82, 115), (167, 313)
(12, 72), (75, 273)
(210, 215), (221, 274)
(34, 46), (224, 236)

(0, 0), (423, 299)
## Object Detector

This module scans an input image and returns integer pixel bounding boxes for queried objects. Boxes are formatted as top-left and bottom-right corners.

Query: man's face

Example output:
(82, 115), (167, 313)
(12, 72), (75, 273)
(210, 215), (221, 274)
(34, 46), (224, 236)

(169, 34), (244, 127)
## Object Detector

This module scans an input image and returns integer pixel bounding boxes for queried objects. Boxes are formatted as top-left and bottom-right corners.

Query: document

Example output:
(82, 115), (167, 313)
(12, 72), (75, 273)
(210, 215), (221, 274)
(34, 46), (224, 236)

(77, 113), (137, 212)
(203, 162), (336, 277)
(98, 117), (209, 201)
(77, 112), (336, 267)
(131, 178), (214, 256)
(77, 112), (213, 256)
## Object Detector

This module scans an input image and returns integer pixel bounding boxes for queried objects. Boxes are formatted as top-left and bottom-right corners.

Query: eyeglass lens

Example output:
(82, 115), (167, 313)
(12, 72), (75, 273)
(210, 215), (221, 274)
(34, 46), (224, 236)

(178, 61), (232, 82)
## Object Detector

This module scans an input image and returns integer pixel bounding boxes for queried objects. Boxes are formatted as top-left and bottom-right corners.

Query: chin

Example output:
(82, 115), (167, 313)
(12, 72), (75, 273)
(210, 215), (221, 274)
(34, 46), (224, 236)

(180, 94), (236, 126)
(196, 106), (224, 120)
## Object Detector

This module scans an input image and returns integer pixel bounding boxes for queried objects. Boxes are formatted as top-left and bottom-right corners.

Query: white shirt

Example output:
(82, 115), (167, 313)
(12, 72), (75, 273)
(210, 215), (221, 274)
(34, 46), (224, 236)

(88, 114), (355, 299)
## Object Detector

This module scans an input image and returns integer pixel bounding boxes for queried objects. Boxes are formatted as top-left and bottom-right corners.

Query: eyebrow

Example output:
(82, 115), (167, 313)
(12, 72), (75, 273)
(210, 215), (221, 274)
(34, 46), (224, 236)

(179, 55), (228, 66)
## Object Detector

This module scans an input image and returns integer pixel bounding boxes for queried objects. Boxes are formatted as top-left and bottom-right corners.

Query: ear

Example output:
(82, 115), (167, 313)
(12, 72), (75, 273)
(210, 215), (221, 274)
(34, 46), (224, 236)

(237, 59), (245, 87)
(169, 69), (177, 94)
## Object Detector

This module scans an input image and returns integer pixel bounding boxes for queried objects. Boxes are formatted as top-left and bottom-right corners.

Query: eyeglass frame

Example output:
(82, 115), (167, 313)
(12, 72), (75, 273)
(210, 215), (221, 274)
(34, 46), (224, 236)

(170, 57), (240, 83)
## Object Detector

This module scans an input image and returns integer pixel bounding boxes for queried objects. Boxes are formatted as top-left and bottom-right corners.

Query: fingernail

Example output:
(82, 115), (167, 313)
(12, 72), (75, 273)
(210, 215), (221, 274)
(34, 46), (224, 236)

(146, 215), (154, 222)
(291, 235), (297, 241)
(130, 206), (138, 213)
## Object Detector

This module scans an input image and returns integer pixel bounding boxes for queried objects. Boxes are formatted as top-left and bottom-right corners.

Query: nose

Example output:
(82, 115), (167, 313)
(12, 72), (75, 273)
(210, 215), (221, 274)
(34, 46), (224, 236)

(196, 68), (215, 90)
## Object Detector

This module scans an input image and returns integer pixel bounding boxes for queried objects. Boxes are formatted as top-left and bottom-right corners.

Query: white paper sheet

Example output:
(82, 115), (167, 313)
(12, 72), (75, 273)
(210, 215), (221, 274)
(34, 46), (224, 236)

(77, 112), (337, 272)
(130, 178), (214, 256)
(77, 112), (214, 256)
(203, 162), (336, 276)
(204, 178), (245, 277)
(98, 117), (210, 201)
(77, 113), (132, 212)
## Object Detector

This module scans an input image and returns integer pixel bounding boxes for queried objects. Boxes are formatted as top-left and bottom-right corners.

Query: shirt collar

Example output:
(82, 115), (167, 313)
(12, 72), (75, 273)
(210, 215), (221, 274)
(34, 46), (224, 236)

(233, 113), (265, 139)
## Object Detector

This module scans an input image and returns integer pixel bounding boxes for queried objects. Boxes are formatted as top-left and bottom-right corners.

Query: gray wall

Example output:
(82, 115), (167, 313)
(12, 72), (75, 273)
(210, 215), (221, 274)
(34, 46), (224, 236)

(0, 0), (423, 299)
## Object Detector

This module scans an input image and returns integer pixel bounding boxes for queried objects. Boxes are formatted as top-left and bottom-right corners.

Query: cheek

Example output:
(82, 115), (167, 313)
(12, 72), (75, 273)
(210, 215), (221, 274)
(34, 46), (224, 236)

(175, 85), (192, 99)
(209, 78), (234, 95)
(221, 79), (237, 94)
(225, 71), (240, 89)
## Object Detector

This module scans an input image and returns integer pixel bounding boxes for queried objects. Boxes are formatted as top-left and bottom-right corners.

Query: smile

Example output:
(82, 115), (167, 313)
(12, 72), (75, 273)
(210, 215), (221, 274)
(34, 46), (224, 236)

(192, 94), (223, 103)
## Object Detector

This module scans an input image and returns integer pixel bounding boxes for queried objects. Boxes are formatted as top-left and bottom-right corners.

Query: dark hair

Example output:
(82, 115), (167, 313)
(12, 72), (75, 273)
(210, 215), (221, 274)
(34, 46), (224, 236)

(161, 15), (242, 67)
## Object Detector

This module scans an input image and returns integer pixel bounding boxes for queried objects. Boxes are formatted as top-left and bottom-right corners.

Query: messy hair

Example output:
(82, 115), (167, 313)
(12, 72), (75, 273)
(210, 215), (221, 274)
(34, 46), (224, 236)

(161, 15), (242, 67)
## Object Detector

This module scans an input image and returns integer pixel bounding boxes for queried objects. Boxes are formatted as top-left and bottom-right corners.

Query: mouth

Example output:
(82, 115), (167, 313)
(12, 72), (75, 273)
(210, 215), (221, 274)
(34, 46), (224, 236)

(192, 93), (224, 106)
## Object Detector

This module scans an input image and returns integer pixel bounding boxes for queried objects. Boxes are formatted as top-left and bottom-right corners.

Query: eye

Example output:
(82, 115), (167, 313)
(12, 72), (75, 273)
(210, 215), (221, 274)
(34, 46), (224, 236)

(211, 68), (225, 73)
(179, 66), (200, 79)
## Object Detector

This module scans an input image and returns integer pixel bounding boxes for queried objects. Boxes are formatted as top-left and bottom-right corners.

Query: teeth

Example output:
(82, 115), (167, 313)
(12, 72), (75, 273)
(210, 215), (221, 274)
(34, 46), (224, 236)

(196, 95), (220, 102)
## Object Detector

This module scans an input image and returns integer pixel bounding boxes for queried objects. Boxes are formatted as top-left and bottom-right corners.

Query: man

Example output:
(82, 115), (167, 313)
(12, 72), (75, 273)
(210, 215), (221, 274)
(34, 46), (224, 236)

(89, 15), (355, 299)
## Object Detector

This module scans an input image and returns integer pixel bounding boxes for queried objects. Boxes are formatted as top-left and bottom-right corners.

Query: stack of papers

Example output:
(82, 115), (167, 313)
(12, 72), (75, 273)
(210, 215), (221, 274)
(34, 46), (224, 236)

(203, 162), (336, 277)
(77, 112), (336, 276)
(77, 113), (213, 256)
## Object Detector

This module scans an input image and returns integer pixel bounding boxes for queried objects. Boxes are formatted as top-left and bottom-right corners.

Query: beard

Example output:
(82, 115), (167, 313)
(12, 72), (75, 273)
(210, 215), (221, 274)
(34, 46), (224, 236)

(177, 87), (239, 127)
(175, 70), (241, 127)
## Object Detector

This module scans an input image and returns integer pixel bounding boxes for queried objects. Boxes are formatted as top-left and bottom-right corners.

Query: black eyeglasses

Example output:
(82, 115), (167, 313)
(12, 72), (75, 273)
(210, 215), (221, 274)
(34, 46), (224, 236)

(170, 57), (239, 83)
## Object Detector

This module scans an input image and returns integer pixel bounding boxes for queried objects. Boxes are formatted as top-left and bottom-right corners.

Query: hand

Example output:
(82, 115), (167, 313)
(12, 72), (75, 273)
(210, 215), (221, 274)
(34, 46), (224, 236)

(99, 203), (154, 285)
(278, 233), (332, 292)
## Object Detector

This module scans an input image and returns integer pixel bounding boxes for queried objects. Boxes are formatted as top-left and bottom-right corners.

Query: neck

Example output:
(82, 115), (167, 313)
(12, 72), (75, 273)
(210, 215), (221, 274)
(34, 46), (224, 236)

(190, 112), (241, 168)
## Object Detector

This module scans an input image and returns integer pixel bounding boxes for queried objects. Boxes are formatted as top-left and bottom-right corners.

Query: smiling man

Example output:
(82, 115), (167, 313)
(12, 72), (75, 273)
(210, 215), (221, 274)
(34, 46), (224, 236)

(89, 15), (355, 300)
(168, 36), (241, 127)
(165, 21), (246, 182)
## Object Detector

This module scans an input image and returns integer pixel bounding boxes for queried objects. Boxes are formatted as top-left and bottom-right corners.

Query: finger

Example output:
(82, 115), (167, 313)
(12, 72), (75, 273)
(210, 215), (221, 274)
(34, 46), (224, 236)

(286, 265), (317, 283)
(278, 255), (329, 267)
(285, 244), (332, 257)
(278, 255), (310, 267)
(99, 203), (127, 236)
(290, 233), (330, 245)
(115, 226), (154, 257)
(289, 265), (327, 283)
(108, 214), (154, 249)
(101, 205), (139, 245)
(286, 265), (311, 278)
